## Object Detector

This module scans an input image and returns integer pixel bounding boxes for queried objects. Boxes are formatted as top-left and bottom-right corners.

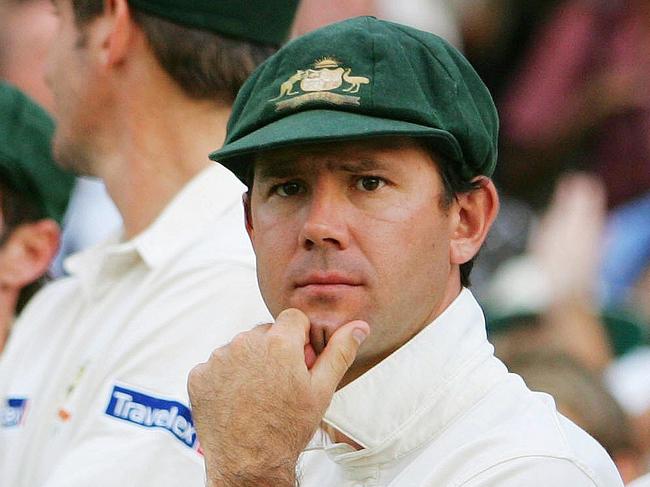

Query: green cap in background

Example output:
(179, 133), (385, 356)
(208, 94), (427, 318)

(127, 0), (299, 46)
(0, 82), (75, 224)
(210, 16), (499, 183)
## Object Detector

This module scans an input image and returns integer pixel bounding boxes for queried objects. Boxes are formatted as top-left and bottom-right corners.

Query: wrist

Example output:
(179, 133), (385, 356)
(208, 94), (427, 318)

(206, 457), (298, 487)
(207, 470), (297, 487)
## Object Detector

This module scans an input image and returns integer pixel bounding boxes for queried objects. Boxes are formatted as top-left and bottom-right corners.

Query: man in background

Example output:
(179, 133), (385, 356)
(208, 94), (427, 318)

(0, 0), (122, 272)
(0, 82), (74, 353)
(0, 1), (298, 486)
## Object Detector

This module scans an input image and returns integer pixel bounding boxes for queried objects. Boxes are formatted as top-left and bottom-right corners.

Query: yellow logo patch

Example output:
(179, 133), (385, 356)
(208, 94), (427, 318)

(270, 57), (370, 111)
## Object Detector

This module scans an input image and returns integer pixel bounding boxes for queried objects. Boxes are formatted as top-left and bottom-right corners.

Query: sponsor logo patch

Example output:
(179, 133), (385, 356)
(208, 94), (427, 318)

(105, 385), (199, 451)
(0, 397), (28, 428)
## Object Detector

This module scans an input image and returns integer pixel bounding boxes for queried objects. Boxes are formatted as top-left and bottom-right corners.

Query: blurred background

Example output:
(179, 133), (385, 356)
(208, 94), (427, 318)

(1, 0), (649, 483)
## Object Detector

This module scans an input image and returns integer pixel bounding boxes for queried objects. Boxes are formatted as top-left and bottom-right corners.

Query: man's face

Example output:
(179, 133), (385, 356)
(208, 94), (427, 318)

(45, 0), (103, 175)
(248, 138), (462, 368)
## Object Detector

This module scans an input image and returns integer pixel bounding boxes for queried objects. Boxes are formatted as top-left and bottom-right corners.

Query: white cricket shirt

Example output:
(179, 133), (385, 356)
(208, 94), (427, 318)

(298, 289), (624, 486)
(629, 474), (650, 487)
(0, 164), (271, 487)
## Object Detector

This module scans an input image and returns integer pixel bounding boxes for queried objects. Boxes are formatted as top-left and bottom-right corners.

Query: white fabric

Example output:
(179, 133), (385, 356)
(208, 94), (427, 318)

(0, 164), (271, 487)
(628, 473), (650, 487)
(299, 289), (623, 486)
(51, 176), (122, 277)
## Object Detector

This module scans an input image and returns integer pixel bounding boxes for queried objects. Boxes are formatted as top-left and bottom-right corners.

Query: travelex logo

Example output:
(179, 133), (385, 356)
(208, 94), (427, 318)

(1, 397), (28, 428)
(105, 385), (200, 452)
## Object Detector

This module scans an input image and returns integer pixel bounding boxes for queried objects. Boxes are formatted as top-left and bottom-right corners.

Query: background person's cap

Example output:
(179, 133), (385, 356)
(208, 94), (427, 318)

(0, 82), (75, 224)
(127, 0), (299, 46)
(209, 16), (499, 183)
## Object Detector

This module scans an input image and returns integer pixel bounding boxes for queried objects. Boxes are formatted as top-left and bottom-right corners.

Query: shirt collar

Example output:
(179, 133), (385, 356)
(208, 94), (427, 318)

(64, 164), (245, 292)
(132, 163), (246, 268)
(320, 288), (503, 460)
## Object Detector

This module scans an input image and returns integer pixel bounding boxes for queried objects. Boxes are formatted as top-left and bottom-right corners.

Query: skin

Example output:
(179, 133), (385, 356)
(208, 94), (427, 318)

(0, 0), (59, 112)
(189, 138), (499, 486)
(0, 216), (60, 353)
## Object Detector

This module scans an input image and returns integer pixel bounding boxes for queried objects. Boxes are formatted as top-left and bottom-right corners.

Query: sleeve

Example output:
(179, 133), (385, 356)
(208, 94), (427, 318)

(39, 264), (272, 487)
(454, 457), (603, 487)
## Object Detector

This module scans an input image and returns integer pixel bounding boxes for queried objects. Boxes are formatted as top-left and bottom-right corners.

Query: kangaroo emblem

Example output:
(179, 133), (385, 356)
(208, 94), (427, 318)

(270, 58), (371, 110)
(342, 69), (370, 93)
(270, 70), (306, 101)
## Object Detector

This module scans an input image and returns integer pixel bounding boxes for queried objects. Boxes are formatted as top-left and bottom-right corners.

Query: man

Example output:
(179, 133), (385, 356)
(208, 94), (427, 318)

(1, 0), (123, 271)
(0, 1), (298, 486)
(0, 82), (74, 353)
(189, 17), (624, 486)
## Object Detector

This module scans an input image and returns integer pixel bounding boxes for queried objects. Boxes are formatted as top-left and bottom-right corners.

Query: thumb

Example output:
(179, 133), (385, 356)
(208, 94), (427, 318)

(311, 321), (369, 397)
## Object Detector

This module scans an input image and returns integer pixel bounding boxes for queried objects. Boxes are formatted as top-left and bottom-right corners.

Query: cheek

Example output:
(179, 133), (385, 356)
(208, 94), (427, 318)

(361, 205), (451, 292)
(250, 210), (300, 312)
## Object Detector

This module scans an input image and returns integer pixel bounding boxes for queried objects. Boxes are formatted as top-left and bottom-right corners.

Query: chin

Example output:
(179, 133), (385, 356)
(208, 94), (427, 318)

(307, 314), (348, 334)
(304, 307), (368, 355)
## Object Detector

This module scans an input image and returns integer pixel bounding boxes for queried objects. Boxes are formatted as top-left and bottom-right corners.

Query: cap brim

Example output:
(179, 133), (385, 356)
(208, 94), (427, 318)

(209, 109), (462, 182)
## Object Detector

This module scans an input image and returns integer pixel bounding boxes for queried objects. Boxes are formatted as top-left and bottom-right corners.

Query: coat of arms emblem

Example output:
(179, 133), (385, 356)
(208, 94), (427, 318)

(270, 57), (370, 111)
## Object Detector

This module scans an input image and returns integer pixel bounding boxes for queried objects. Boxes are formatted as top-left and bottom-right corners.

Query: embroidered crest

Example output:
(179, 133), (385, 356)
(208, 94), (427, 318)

(270, 57), (370, 111)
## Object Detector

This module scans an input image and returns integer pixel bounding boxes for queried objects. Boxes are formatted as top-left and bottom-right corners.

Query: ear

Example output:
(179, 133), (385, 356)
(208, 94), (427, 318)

(449, 177), (499, 266)
(93, 0), (136, 67)
(243, 192), (254, 242)
(0, 220), (61, 290)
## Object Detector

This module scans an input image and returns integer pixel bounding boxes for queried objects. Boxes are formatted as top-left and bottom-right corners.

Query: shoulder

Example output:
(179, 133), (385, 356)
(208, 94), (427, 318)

(451, 374), (624, 487)
(4, 275), (80, 347)
(405, 371), (623, 487)
(456, 456), (602, 487)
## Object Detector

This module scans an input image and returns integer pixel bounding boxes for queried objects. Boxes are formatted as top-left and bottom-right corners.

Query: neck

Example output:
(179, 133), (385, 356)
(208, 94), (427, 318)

(340, 278), (463, 387)
(0, 286), (19, 353)
(96, 80), (231, 239)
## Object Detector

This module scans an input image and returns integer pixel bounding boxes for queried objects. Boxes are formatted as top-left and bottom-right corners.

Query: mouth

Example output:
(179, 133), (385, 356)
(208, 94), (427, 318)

(294, 272), (363, 289)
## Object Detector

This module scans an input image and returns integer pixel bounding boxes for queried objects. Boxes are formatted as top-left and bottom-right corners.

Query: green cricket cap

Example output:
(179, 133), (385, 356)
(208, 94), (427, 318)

(0, 82), (75, 224)
(210, 16), (499, 183)
(127, 0), (299, 46)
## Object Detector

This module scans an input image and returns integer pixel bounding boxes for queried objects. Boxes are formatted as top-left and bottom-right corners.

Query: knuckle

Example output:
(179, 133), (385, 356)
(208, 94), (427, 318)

(208, 345), (228, 363)
(230, 331), (251, 351)
(187, 364), (208, 398)
(277, 308), (308, 325)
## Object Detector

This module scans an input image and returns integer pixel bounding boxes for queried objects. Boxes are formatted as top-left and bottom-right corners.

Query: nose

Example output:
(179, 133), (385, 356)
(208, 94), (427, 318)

(298, 182), (350, 251)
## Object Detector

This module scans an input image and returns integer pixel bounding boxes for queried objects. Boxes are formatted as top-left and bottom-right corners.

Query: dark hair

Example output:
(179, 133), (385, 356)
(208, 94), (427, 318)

(71, 0), (277, 101)
(243, 137), (484, 288)
(0, 178), (48, 313)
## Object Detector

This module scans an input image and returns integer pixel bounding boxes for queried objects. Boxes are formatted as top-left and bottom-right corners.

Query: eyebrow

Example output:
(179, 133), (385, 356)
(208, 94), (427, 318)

(333, 158), (389, 173)
(255, 155), (390, 181)
(255, 159), (300, 181)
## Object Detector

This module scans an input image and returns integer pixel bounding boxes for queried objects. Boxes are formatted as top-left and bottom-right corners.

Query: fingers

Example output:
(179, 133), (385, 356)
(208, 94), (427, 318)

(311, 320), (369, 396)
(272, 308), (311, 346)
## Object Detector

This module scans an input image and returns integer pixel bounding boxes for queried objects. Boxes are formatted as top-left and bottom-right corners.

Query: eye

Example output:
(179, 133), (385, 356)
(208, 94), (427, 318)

(356, 176), (386, 192)
(273, 181), (304, 197)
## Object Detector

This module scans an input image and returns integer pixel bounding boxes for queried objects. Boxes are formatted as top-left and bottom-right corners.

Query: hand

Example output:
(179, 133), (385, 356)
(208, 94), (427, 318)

(188, 309), (369, 487)
(530, 172), (606, 300)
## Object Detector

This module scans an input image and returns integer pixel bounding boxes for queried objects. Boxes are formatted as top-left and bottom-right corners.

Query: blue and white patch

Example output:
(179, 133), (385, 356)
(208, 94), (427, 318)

(1, 397), (28, 428)
(105, 385), (199, 451)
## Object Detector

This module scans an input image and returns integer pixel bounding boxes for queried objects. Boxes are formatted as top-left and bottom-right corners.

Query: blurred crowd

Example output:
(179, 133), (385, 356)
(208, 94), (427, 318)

(1, 0), (649, 484)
